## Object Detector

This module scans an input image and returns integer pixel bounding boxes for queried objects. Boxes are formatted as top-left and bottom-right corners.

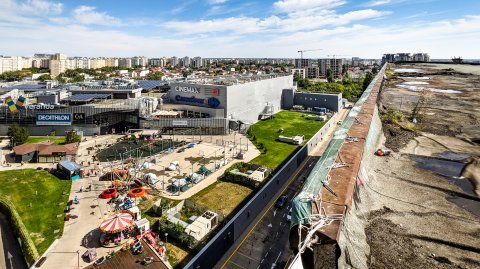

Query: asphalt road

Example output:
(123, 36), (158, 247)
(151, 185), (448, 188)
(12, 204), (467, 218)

(216, 110), (349, 269)
(218, 156), (319, 269)
(0, 212), (28, 269)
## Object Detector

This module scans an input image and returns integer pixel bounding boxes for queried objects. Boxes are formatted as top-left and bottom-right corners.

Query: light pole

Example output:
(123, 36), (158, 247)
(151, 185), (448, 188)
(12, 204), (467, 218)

(165, 232), (168, 245)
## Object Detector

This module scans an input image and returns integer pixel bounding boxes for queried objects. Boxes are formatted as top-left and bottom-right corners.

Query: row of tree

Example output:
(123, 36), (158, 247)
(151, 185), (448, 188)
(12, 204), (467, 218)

(295, 68), (376, 101)
(0, 68), (50, 82)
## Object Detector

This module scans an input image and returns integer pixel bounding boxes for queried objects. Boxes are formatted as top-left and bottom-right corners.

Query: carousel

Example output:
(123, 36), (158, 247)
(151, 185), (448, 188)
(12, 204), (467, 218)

(99, 212), (135, 247)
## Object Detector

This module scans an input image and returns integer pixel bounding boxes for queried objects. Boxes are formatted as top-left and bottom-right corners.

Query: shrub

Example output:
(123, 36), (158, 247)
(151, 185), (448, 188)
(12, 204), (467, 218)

(0, 196), (39, 265)
(156, 217), (197, 249)
(402, 122), (417, 132)
(383, 108), (404, 125)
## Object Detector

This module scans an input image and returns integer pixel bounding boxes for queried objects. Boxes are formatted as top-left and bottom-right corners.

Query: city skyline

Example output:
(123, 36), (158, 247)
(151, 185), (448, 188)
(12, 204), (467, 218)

(0, 0), (479, 58)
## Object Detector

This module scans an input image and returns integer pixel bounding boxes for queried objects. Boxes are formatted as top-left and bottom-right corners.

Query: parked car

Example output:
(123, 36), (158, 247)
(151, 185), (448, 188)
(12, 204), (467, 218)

(275, 195), (288, 209)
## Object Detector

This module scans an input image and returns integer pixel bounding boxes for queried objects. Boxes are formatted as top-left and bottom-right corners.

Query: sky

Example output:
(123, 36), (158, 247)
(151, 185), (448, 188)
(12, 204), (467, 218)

(0, 0), (479, 58)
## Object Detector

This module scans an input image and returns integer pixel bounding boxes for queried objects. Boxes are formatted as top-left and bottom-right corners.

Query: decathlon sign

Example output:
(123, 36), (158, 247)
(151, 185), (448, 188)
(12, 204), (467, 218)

(36, 113), (72, 126)
(175, 86), (200, 94)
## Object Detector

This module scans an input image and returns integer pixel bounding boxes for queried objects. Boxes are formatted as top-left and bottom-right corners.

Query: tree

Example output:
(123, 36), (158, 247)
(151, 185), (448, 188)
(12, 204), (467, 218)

(326, 68), (334, 83)
(65, 130), (81, 144)
(182, 70), (192, 78)
(56, 76), (66, 84)
(363, 71), (374, 90)
(146, 72), (164, 80)
(37, 74), (51, 81)
(342, 64), (348, 75)
(7, 123), (29, 147)
(71, 74), (85, 82)
(372, 66), (378, 74)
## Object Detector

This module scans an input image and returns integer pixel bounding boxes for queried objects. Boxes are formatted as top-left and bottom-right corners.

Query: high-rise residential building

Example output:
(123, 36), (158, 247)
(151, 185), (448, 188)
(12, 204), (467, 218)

(306, 67), (320, 78)
(105, 58), (118, 67)
(319, 58), (344, 78)
(34, 53), (53, 58)
(170, 56), (179, 67)
(90, 58), (106, 69)
(413, 53), (430, 62)
(182, 56), (191, 67)
(72, 57), (91, 69)
(395, 53), (411, 62)
(21, 57), (33, 69)
(118, 58), (132, 68)
(149, 58), (162, 67)
(295, 58), (312, 68)
(382, 53), (430, 64)
(50, 53), (67, 78)
(0, 56), (23, 74)
(193, 56), (203, 68)
(132, 56), (148, 67)
(32, 54), (51, 69)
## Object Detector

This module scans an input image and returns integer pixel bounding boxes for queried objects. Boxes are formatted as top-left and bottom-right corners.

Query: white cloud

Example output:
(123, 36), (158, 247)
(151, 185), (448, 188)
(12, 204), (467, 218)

(165, 17), (263, 35)
(273, 0), (346, 13)
(366, 0), (392, 6)
(73, 5), (120, 25)
(19, 0), (63, 15)
(0, 0), (479, 59)
(207, 0), (227, 4)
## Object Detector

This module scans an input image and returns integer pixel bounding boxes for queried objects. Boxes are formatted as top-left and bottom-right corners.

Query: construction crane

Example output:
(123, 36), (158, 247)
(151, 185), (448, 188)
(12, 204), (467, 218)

(297, 49), (322, 68)
(327, 54), (349, 59)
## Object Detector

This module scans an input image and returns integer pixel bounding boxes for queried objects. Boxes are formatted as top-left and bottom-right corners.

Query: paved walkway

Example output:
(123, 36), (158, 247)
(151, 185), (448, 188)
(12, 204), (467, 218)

(36, 133), (257, 268)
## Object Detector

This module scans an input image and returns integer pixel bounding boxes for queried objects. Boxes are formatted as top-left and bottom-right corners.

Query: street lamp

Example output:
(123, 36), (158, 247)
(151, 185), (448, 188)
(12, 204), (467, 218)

(165, 233), (168, 245)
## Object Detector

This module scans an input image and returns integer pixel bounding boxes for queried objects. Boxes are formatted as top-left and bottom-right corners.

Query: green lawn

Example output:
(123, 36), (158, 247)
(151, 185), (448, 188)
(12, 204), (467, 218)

(189, 181), (253, 216)
(0, 169), (71, 254)
(249, 110), (326, 169)
(25, 136), (65, 145)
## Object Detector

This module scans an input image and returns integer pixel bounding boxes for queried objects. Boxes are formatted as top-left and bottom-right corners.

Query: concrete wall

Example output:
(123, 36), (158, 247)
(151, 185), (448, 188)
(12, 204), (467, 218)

(282, 88), (295, 109)
(306, 113), (338, 152)
(183, 116), (334, 269)
(337, 106), (383, 269)
(293, 92), (342, 112)
(226, 75), (293, 123)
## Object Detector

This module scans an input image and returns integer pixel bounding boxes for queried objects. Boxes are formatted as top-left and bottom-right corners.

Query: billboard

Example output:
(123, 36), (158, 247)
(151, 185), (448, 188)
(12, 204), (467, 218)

(36, 113), (72, 126)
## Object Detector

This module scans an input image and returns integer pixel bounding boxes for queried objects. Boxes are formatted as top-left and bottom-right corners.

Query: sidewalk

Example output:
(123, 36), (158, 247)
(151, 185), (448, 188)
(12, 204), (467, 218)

(39, 175), (117, 269)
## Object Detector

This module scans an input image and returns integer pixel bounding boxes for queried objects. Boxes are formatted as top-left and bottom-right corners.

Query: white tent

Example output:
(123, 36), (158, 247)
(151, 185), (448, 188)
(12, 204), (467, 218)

(143, 173), (159, 185)
(167, 161), (180, 171)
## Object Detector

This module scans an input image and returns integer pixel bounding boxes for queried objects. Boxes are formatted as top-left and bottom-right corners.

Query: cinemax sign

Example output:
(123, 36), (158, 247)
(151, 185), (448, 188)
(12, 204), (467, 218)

(175, 86), (200, 94)
(36, 113), (72, 126)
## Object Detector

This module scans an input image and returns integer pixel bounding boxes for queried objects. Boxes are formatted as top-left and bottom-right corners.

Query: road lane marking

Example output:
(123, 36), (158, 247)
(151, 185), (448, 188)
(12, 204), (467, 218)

(220, 155), (313, 268)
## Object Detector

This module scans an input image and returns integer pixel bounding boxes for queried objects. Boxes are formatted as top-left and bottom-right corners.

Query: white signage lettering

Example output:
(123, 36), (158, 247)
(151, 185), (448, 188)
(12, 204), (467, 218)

(26, 104), (55, 110)
(38, 114), (70, 121)
(175, 86), (200, 94)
